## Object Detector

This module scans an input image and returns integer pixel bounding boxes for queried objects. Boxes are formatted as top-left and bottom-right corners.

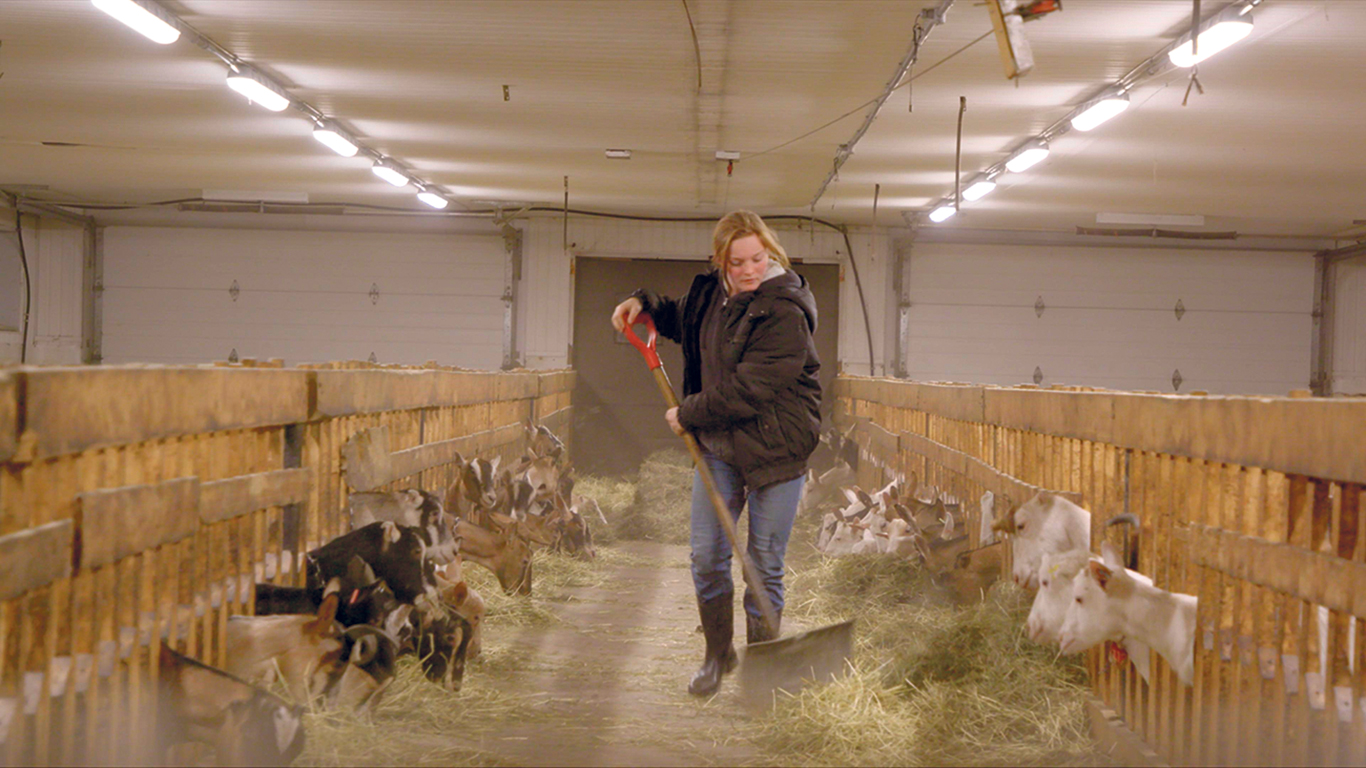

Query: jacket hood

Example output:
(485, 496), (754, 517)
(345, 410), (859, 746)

(753, 269), (818, 333)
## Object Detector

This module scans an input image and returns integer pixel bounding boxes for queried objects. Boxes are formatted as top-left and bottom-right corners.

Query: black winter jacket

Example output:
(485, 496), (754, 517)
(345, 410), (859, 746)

(632, 269), (822, 490)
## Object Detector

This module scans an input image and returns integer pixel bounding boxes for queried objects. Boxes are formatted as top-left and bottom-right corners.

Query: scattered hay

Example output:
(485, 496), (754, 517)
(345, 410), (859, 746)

(741, 554), (1108, 767)
(573, 474), (636, 546)
(616, 449), (695, 545)
(295, 657), (528, 767)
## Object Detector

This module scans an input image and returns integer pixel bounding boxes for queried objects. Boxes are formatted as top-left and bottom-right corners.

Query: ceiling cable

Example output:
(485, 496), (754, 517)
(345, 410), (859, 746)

(810, 0), (956, 208)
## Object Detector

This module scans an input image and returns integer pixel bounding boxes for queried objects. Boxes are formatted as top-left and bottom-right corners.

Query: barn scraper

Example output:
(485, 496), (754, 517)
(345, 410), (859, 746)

(624, 314), (855, 707)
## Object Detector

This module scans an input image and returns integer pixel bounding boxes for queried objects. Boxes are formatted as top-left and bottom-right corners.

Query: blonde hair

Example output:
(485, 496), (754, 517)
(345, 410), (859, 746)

(711, 210), (791, 270)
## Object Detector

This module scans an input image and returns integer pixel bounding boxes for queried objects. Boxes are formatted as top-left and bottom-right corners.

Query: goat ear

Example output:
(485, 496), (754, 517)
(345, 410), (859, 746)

(855, 489), (873, 507)
(1100, 541), (1126, 572)
(447, 580), (469, 605)
(309, 594), (340, 634)
(1088, 560), (1113, 591)
(840, 487), (861, 505)
(489, 454), (502, 475)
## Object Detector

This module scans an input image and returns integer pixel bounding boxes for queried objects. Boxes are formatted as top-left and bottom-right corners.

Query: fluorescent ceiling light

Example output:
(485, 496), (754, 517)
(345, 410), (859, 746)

(715, 150), (741, 161)
(225, 68), (290, 112)
(929, 205), (957, 223)
(1070, 93), (1129, 132)
(1005, 140), (1050, 173)
(962, 179), (997, 202)
(417, 190), (449, 209)
(372, 162), (410, 187)
(312, 122), (358, 157)
(1169, 18), (1253, 68)
(91, 0), (180, 44)
(604, 149), (632, 160)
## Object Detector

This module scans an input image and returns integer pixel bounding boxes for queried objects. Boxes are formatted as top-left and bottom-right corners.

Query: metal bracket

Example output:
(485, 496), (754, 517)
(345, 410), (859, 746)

(229, 279), (240, 302)
(370, 283), (380, 305)
(1033, 366), (1044, 386)
(1172, 369), (1184, 391)
(1174, 298), (1185, 320)
(1034, 295), (1046, 317)
(228, 348), (239, 363)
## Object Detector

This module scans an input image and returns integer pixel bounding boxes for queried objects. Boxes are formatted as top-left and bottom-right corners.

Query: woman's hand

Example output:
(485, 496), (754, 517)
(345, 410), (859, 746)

(665, 407), (685, 436)
(610, 297), (644, 334)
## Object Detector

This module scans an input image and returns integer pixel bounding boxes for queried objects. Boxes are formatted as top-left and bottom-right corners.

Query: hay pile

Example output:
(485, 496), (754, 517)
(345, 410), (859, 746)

(741, 554), (1107, 767)
(571, 474), (635, 546)
(611, 449), (695, 545)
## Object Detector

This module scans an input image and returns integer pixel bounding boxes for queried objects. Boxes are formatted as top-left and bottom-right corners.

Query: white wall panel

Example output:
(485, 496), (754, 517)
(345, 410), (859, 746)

(0, 214), (84, 365)
(519, 215), (888, 373)
(102, 226), (505, 367)
(904, 243), (1314, 395)
(1333, 258), (1366, 394)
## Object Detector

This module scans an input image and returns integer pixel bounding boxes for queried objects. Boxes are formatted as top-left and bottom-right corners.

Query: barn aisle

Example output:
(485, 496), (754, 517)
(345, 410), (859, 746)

(463, 541), (760, 767)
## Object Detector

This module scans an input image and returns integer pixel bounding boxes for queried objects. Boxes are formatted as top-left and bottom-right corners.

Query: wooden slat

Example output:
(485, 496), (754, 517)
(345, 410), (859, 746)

(199, 468), (310, 524)
(1188, 525), (1366, 621)
(78, 478), (199, 570)
(22, 368), (309, 460)
(314, 369), (504, 416)
(1110, 393), (1366, 486)
(0, 522), (73, 602)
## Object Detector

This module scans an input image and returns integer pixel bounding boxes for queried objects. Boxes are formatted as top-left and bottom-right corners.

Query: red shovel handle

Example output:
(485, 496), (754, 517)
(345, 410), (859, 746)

(624, 312), (662, 370)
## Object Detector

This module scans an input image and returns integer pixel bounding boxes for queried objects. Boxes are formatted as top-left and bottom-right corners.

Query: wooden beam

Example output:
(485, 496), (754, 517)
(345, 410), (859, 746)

(1086, 696), (1168, 767)
(984, 388), (1116, 446)
(22, 367), (309, 460)
(0, 521), (74, 601)
(1189, 523), (1366, 621)
(199, 469), (310, 524)
(78, 478), (199, 570)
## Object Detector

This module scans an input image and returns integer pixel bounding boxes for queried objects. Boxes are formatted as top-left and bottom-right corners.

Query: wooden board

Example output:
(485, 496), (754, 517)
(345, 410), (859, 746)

(1085, 695), (1169, 767)
(0, 521), (74, 601)
(23, 368), (309, 460)
(537, 369), (576, 397)
(78, 478), (199, 570)
(1110, 394), (1366, 486)
(315, 370), (512, 416)
(199, 469), (310, 524)
(983, 387), (1116, 446)
(1188, 524), (1366, 621)
(340, 426), (393, 492)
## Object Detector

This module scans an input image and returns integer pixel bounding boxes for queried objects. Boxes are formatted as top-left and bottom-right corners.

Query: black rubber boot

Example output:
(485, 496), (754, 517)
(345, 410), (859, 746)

(746, 607), (782, 645)
(744, 588), (782, 644)
(688, 592), (737, 697)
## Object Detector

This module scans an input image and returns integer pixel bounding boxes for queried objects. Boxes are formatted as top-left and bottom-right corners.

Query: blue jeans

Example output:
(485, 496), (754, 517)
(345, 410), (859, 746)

(690, 454), (805, 622)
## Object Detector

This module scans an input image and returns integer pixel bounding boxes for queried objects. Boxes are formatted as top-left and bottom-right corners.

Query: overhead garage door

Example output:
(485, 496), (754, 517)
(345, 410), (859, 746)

(102, 226), (506, 367)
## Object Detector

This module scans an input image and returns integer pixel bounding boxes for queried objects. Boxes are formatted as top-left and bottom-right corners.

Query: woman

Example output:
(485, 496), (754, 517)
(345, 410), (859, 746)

(610, 210), (822, 697)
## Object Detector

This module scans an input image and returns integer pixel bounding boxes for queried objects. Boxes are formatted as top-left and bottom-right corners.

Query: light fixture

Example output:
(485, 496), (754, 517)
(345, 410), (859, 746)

(225, 67), (291, 112)
(1005, 139), (1050, 173)
(91, 0), (180, 44)
(962, 178), (998, 202)
(371, 161), (410, 187)
(416, 187), (448, 209)
(312, 121), (358, 157)
(1168, 15), (1253, 68)
(1070, 92), (1129, 132)
(929, 205), (957, 223)
(604, 149), (632, 160)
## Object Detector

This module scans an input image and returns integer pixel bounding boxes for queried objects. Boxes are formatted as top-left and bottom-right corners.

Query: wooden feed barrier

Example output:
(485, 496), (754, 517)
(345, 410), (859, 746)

(833, 375), (1366, 767)
(0, 362), (574, 766)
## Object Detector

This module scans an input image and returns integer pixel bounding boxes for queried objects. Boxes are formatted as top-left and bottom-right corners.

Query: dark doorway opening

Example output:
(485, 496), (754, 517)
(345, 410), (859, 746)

(572, 257), (840, 477)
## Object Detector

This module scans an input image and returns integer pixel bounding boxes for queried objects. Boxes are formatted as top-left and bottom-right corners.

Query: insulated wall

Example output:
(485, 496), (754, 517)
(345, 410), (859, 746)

(902, 242), (1315, 395)
(1333, 256), (1366, 394)
(0, 213), (84, 366)
(101, 226), (506, 367)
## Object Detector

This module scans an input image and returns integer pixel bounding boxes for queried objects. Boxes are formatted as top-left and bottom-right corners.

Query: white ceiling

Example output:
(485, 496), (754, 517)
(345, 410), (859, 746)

(1, 0), (1362, 236)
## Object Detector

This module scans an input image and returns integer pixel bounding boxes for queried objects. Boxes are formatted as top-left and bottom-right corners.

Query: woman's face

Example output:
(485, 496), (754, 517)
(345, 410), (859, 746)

(726, 234), (770, 295)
